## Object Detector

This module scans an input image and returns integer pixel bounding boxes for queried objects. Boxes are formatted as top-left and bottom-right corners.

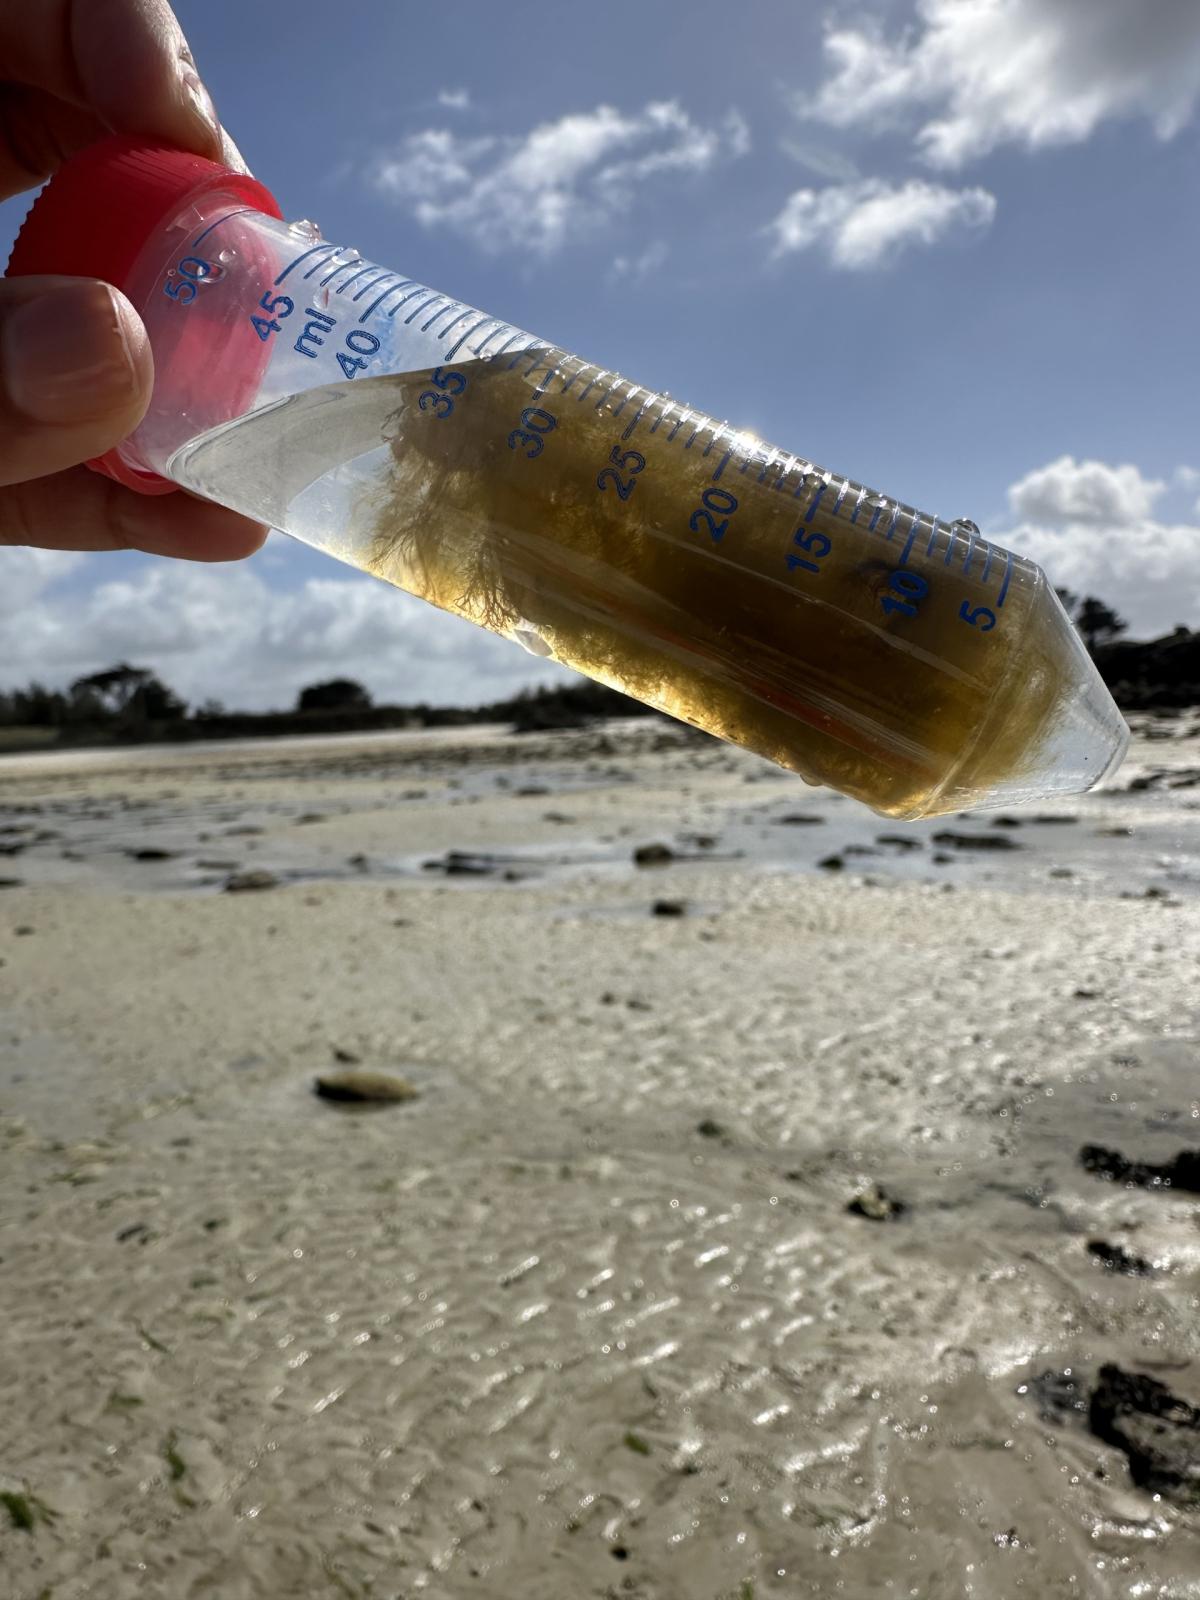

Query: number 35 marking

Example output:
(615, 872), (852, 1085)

(418, 366), (468, 417)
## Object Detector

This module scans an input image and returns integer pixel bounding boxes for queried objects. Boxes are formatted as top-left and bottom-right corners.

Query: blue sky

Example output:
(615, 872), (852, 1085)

(5, 0), (1200, 710)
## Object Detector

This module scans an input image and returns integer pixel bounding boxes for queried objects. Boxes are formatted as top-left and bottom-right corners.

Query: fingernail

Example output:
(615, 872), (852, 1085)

(177, 48), (222, 150)
(4, 282), (146, 425)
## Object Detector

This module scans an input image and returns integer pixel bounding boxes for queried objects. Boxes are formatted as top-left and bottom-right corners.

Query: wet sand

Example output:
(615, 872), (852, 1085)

(2, 715), (1200, 1599)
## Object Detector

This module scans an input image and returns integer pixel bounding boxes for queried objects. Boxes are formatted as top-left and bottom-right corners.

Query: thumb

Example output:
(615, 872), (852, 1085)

(0, 275), (153, 488)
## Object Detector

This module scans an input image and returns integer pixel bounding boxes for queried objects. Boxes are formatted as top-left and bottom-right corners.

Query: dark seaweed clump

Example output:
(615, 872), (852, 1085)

(1023, 1365), (1200, 1501)
(1080, 1144), (1200, 1193)
(1090, 1365), (1200, 1498)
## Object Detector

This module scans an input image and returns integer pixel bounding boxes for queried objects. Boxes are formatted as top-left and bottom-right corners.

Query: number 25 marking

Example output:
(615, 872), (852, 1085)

(597, 446), (645, 499)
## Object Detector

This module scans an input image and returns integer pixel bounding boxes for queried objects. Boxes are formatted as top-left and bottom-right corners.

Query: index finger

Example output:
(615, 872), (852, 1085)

(0, 0), (224, 198)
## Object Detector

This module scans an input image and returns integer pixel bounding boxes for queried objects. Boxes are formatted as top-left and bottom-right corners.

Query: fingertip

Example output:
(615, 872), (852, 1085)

(3, 278), (151, 429)
(0, 466), (268, 560)
(154, 492), (269, 561)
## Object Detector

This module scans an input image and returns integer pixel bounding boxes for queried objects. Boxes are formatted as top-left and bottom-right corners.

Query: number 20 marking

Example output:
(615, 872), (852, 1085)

(689, 486), (738, 542)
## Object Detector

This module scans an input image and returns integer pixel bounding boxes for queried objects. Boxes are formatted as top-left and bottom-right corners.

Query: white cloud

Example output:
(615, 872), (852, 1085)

(1008, 455), (1165, 526)
(437, 87), (470, 111)
(766, 177), (995, 268)
(0, 546), (82, 619)
(0, 548), (574, 711)
(1002, 455), (1200, 635)
(779, 139), (860, 182)
(373, 102), (749, 255)
(610, 240), (668, 280)
(804, 0), (1200, 168)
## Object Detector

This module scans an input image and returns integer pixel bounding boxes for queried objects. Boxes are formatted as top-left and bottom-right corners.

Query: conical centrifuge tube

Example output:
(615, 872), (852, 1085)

(7, 136), (1129, 818)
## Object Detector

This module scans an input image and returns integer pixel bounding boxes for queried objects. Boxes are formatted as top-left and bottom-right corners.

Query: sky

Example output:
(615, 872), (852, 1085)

(5, 0), (1200, 710)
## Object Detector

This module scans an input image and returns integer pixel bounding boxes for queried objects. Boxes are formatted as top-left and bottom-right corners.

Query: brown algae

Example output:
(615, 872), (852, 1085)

(358, 354), (1106, 817)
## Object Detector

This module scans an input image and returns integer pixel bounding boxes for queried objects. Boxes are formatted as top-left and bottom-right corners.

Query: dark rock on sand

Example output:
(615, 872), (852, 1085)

(775, 813), (825, 825)
(424, 851), (497, 876)
(128, 848), (174, 861)
(224, 869), (278, 893)
(818, 854), (844, 871)
(1089, 1364), (1200, 1498)
(634, 843), (674, 866)
(931, 831), (1021, 851)
(1023, 1368), (1089, 1424)
(653, 900), (685, 917)
(847, 1183), (906, 1220)
(696, 1119), (726, 1139)
(333, 1046), (361, 1063)
(1079, 1143), (1200, 1193)
(1088, 1239), (1155, 1275)
(314, 1070), (420, 1103)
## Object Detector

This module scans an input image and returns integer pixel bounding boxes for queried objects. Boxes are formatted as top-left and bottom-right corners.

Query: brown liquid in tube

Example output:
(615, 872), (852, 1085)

(350, 352), (1075, 818)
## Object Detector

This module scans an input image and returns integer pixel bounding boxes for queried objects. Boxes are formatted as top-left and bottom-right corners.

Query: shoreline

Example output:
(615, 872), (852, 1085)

(1, 723), (1199, 1599)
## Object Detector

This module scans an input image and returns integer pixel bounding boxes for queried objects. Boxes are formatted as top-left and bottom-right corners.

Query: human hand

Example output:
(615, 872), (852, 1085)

(0, 0), (266, 561)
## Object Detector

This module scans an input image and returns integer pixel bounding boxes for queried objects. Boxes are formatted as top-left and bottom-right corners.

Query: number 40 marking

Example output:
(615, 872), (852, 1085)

(337, 328), (381, 378)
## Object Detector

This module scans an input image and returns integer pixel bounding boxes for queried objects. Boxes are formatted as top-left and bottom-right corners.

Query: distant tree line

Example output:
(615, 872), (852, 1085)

(0, 593), (1189, 745)
(1054, 590), (1128, 653)
(0, 665), (653, 745)
(0, 663), (186, 729)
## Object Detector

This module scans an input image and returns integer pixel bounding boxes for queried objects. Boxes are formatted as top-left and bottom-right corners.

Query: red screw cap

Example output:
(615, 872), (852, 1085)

(6, 135), (282, 494)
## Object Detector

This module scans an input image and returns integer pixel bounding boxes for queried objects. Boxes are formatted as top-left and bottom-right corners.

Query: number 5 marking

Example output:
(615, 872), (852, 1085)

(959, 600), (996, 631)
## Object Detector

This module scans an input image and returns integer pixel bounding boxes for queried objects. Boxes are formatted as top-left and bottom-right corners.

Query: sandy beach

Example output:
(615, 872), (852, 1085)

(2, 714), (1200, 1599)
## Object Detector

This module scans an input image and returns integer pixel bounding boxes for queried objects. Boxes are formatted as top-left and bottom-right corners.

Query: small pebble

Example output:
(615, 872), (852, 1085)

(847, 1183), (906, 1221)
(224, 869), (278, 893)
(314, 1070), (420, 1103)
(634, 843), (674, 866)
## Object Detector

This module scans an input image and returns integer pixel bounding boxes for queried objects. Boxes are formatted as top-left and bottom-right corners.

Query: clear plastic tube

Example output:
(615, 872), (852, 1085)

(113, 197), (1127, 818)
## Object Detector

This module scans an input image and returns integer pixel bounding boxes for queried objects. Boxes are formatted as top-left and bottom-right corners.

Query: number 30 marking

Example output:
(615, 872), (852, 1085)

(508, 406), (557, 457)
